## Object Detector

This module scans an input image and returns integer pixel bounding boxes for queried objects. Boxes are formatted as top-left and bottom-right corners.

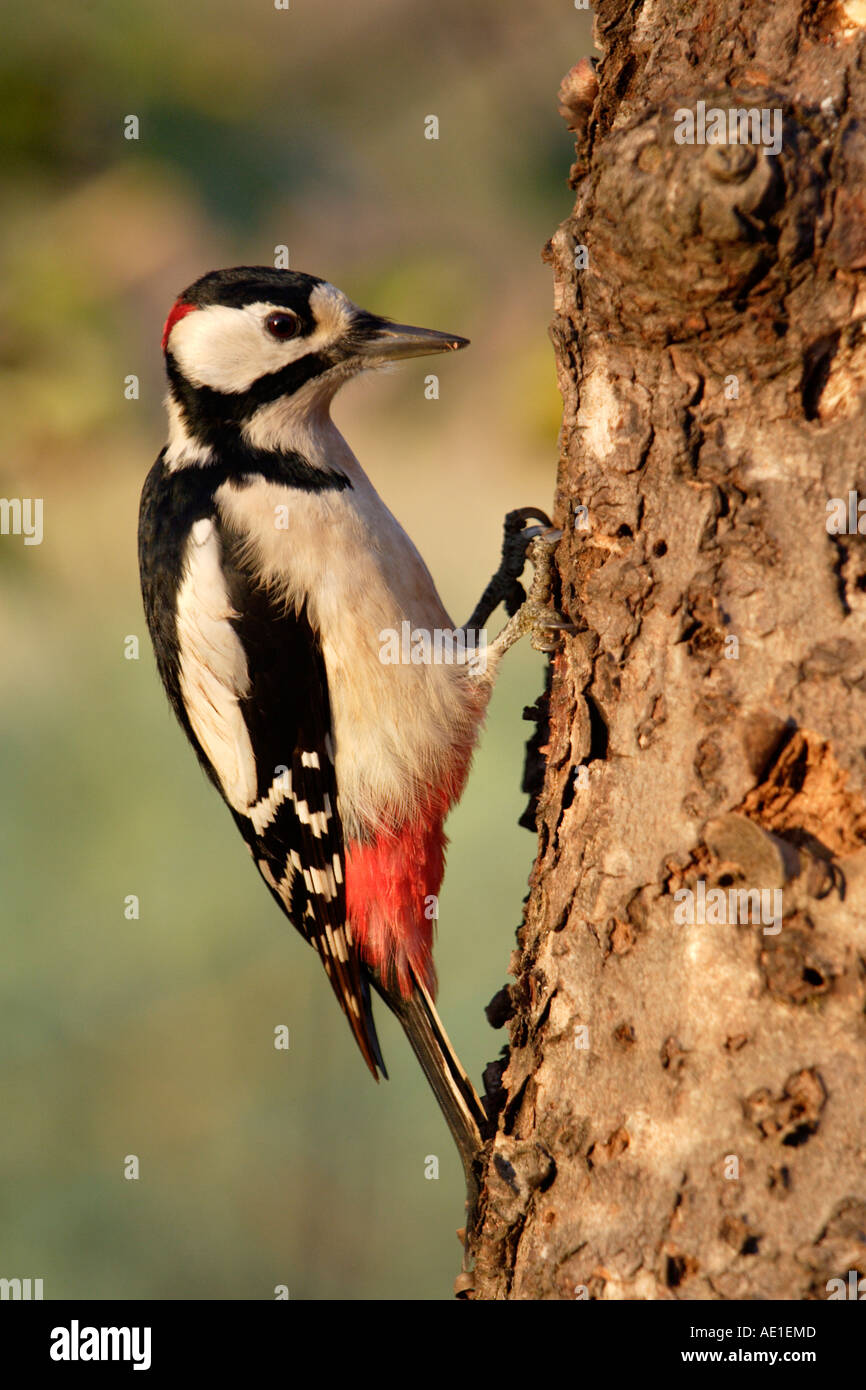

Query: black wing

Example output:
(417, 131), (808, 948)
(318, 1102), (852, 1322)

(139, 459), (385, 1076)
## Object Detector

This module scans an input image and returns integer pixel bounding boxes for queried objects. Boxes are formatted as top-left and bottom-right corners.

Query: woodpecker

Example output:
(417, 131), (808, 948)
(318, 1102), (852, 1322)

(138, 266), (563, 1206)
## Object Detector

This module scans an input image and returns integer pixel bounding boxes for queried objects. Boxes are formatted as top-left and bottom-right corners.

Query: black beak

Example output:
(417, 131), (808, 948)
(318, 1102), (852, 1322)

(352, 312), (469, 361)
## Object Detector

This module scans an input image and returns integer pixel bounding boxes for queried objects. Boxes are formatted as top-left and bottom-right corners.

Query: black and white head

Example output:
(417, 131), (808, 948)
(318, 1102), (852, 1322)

(161, 266), (468, 464)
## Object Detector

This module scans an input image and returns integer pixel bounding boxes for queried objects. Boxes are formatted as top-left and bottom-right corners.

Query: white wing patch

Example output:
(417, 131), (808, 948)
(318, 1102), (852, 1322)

(176, 518), (257, 812)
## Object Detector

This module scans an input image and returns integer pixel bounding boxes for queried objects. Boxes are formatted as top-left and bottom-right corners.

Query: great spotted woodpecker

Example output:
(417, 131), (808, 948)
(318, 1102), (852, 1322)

(138, 266), (562, 1204)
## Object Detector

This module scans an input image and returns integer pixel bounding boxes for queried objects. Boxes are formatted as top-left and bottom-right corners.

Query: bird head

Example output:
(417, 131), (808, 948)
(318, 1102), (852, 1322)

(161, 266), (468, 455)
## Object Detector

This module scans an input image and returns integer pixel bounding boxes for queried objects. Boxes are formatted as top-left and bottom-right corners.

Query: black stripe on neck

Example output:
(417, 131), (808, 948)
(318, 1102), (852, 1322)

(221, 443), (351, 492)
(166, 352), (334, 450)
(167, 443), (350, 492)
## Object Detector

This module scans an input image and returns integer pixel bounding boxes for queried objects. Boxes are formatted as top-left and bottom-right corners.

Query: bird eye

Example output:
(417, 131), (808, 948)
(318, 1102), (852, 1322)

(265, 311), (301, 340)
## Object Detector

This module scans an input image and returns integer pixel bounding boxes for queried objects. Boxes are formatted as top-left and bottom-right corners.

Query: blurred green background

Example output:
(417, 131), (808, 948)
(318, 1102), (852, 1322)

(0, 0), (589, 1299)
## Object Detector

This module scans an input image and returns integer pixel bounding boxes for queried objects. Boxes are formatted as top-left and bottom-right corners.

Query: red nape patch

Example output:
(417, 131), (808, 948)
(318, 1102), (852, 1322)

(161, 299), (197, 353)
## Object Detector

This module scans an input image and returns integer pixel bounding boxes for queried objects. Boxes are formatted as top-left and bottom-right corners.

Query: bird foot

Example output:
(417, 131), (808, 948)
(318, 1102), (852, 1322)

(488, 530), (574, 658)
(462, 506), (559, 631)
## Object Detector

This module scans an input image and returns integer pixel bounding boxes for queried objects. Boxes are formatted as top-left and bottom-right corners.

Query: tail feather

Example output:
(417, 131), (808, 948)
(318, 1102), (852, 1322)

(359, 970), (388, 1080)
(374, 969), (490, 1193)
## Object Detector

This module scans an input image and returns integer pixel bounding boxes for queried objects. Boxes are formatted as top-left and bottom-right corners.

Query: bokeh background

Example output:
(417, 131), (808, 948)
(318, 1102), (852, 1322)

(1, 0), (590, 1299)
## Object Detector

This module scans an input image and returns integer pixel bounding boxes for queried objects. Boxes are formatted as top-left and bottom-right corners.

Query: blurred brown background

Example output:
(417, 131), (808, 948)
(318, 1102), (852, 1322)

(0, 0), (590, 1298)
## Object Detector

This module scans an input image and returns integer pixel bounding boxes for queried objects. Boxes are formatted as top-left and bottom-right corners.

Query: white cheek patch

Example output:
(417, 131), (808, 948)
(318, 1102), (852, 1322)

(167, 286), (356, 395)
(169, 304), (304, 394)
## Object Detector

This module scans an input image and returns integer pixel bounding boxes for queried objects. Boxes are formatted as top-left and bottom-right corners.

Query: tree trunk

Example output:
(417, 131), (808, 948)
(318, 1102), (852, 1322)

(469, 0), (866, 1301)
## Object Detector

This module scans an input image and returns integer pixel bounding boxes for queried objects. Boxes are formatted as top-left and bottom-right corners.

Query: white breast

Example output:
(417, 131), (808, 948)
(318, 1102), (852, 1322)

(215, 415), (492, 838)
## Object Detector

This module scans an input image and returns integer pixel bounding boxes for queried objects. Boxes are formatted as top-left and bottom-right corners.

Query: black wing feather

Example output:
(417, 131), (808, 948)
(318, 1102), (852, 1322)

(139, 458), (385, 1077)
(219, 527), (386, 1076)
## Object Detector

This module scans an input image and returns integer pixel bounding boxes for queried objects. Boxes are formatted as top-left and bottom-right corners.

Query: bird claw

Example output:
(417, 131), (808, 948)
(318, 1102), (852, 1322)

(483, 528), (574, 658)
(522, 524), (564, 544)
(462, 506), (561, 630)
(525, 601), (575, 653)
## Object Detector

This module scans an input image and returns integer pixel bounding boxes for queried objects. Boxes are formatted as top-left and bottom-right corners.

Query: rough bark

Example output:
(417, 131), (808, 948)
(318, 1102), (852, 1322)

(469, 0), (866, 1301)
